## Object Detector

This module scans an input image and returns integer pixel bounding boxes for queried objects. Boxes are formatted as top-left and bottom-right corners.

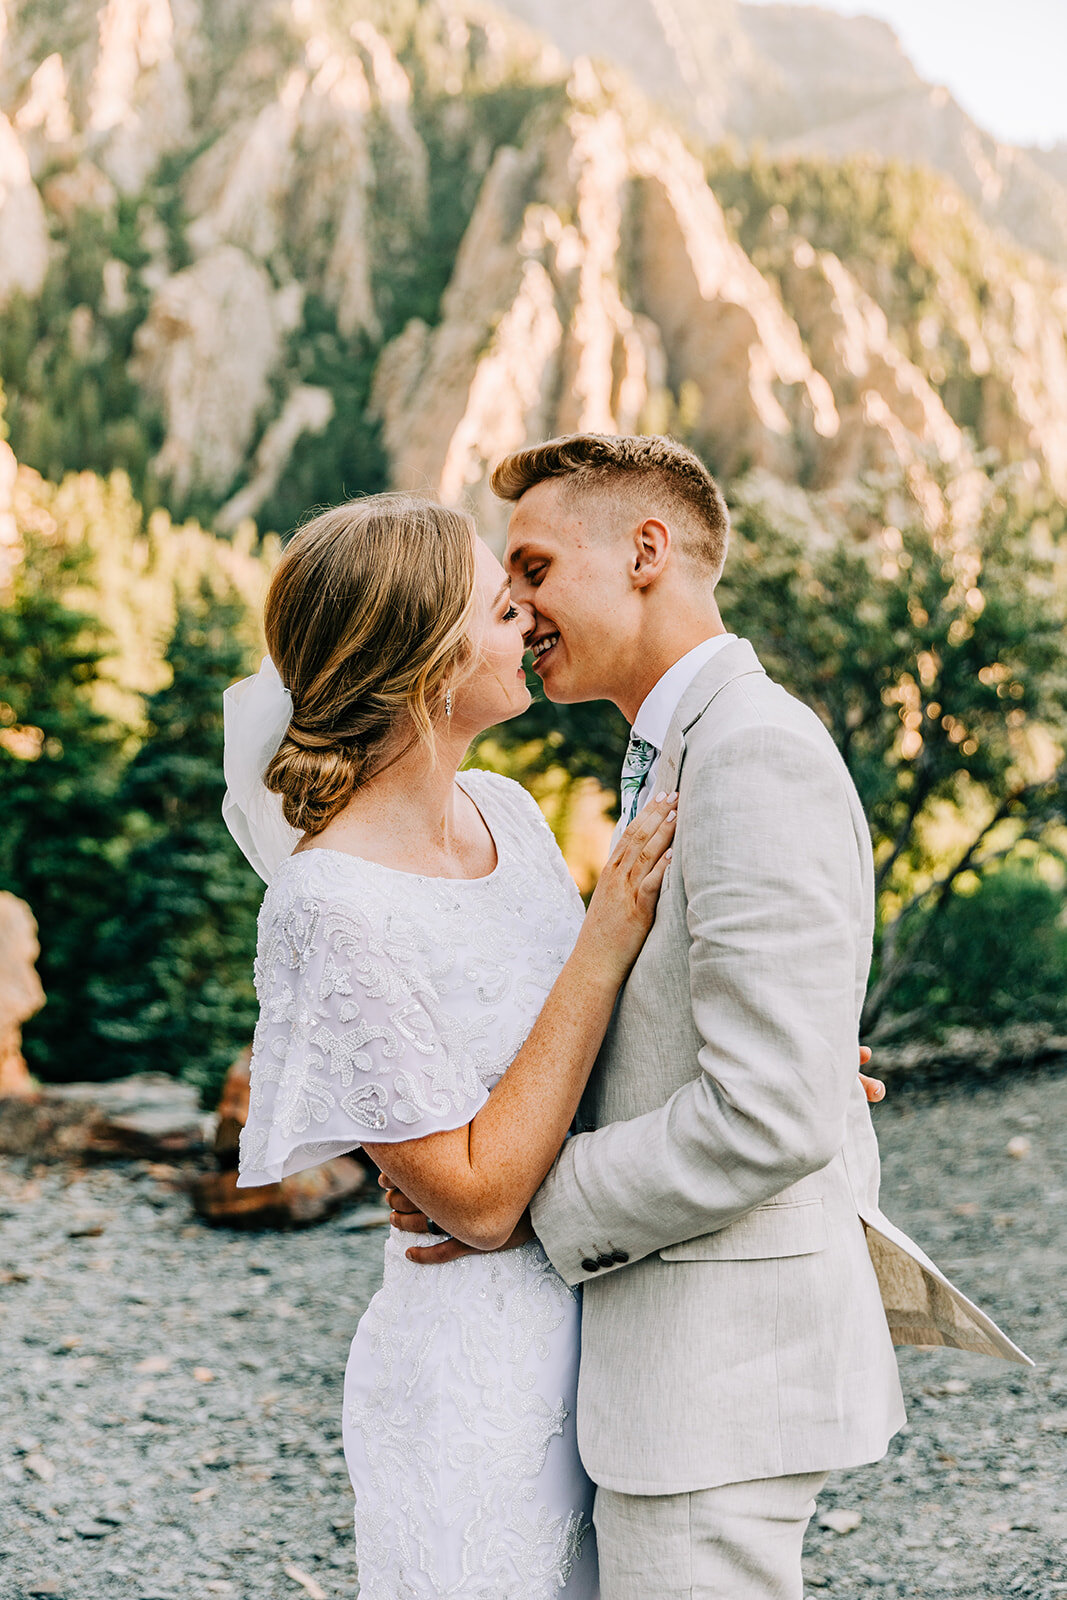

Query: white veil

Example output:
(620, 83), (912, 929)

(221, 655), (302, 884)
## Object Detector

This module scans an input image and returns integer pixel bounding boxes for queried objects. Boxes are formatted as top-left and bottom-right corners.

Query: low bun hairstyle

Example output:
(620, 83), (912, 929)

(263, 493), (477, 837)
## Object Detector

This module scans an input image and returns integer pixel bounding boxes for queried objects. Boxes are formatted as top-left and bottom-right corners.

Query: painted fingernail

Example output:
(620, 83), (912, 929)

(665, 848), (673, 860)
(655, 791), (667, 802)
(667, 809), (676, 821)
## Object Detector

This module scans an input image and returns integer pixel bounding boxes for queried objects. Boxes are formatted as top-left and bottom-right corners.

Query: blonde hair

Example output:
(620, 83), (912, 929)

(263, 493), (476, 836)
(491, 432), (730, 579)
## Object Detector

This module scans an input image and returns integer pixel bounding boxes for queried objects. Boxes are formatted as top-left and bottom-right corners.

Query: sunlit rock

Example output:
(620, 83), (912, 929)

(0, 894), (45, 1099)
(131, 246), (293, 502)
(0, 112), (48, 306)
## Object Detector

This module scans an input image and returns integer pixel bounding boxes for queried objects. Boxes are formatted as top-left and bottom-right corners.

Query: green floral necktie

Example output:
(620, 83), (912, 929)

(619, 734), (659, 828)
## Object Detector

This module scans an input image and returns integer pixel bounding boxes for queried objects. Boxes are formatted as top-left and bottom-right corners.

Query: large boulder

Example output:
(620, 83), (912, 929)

(190, 1157), (368, 1231)
(0, 1072), (211, 1159)
(188, 1046), (372, 1229)
(0, 894), (46, 1098)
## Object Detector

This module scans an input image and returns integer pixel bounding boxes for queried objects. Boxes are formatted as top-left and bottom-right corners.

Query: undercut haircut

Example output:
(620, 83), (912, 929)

(491, 433), (730, 580)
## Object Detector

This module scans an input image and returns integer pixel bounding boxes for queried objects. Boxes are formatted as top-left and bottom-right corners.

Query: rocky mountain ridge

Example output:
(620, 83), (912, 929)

(496, 0), (1067, 273)
(0, 0), (1064, 544)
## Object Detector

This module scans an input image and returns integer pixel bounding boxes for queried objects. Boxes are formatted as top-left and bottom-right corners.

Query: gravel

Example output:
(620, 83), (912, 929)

(1, 1067), (1064, 1600)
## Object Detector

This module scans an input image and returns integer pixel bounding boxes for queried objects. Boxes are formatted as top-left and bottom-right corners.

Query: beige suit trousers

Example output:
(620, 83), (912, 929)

(592, 1470), (829, 1600)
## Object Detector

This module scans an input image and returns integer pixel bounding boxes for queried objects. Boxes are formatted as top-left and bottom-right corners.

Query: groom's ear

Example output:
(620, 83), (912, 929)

(630, 517), (671, 589)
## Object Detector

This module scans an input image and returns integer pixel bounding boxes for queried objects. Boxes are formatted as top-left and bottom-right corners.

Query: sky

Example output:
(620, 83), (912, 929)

(746, 0), (1067, 150)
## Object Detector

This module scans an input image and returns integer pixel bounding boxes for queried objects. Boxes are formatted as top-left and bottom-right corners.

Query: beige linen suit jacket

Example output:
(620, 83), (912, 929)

(530, 640), (1029, 1497)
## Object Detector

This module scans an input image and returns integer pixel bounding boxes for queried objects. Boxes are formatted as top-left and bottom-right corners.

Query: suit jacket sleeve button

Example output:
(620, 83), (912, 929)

(580, 1258), (600, 1273)
(596, 1253), (615, 1269)
(611, 1249), (629, 1264)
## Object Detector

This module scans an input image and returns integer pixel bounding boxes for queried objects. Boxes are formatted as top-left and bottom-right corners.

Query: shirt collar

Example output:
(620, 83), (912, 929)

(631, 634), (738, 750)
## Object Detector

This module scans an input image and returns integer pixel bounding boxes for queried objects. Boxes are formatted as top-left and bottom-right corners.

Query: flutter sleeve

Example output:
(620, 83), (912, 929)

(237, 875), (490, 1186)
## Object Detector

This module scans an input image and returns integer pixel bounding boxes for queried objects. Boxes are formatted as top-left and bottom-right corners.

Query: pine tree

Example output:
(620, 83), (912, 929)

(0, 529), (126, 1079)
(91, 578), (263, 1104)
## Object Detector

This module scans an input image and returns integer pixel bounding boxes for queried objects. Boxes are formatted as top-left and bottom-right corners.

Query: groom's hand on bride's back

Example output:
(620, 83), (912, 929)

(386, 1047), (886, 1265)
(858, 1045), (885, 1104)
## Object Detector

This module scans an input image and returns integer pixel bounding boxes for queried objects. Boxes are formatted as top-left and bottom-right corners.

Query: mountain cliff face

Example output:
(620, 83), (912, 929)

(496, 0), (1067, 273)
(0, 0), (1063, 544)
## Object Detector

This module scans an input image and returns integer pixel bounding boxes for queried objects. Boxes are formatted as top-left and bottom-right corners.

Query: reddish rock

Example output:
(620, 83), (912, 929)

(214, 1047), (251, 1167)
(0, 892), (46, 1099)
(190, 1156), (367, 1230)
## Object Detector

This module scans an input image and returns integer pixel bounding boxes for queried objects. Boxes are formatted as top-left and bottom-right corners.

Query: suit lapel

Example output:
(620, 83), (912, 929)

(657, 639), (767, 792)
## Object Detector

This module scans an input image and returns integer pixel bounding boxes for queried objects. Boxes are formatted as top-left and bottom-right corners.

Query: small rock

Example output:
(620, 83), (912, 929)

(193, 1366), (215, 1382)
(24, 1452), (55, 1482)
(134, 1355), (171, 1374)
(1006, 1135), (1031, 1158)
(284, 1566), (328, 1600)
(818, 1508), (863, 1535)
(339, 1202), (391, 1232)
(73, 1521), (114, 1539)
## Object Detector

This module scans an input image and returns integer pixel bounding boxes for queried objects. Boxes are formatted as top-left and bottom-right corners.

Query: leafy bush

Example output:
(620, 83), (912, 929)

(887, 867), (1067, 1032)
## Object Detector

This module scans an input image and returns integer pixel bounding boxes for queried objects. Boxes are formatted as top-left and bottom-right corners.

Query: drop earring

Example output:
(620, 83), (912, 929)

(445, 688), (453, 719)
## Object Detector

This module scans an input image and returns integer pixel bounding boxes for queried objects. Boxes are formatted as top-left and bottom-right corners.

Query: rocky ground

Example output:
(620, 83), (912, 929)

(1, 1066), (1064, 1600)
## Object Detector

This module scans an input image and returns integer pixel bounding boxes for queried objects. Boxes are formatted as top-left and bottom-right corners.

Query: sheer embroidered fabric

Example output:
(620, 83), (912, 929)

(238, 770), (597, 1598)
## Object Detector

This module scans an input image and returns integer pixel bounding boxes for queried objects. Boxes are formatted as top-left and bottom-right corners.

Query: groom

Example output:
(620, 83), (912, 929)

(394, 433), (1027, 1598)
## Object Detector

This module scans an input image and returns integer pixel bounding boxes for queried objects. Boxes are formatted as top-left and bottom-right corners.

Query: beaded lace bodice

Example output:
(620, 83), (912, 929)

(238, 768), (585, 1186)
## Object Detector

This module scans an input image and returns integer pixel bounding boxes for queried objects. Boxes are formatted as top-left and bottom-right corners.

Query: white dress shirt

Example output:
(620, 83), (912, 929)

(629, 634), (737, 814)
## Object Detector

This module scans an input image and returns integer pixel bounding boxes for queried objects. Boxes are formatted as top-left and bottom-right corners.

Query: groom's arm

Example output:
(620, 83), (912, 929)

(529, 719), (864, 1287)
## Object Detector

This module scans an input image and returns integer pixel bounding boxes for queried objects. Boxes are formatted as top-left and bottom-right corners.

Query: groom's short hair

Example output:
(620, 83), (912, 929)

(491, 433), (729, 579)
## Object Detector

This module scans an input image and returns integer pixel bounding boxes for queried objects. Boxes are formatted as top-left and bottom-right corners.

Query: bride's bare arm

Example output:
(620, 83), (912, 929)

(390, 1047), (887, 1264)
(361, 793), (677, 1252)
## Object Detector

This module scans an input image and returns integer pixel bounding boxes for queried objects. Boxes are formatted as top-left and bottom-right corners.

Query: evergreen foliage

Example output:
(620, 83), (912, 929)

(89, 580), (262, 1104)
(0, 521), (127, 1078)
(258, 302), (388, 538)
(0, 206), (164, 507)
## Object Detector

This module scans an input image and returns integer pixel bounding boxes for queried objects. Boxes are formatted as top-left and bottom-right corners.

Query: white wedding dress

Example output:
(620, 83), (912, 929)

(237, 769), (598, 1599)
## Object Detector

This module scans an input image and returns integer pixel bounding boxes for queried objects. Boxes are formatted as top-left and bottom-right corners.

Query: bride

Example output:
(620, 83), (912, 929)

(225, 491), (676, 1599)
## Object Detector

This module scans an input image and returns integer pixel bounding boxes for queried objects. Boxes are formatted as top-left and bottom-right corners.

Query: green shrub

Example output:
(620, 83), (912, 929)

(888, 867), (1067, 1032)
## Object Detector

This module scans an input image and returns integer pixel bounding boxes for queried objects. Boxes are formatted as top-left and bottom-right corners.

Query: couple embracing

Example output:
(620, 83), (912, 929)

(224, 433), (1026, 1600)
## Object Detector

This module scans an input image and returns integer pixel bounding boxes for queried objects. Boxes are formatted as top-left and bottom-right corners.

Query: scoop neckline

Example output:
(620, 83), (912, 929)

(282, 770), (506, 886)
